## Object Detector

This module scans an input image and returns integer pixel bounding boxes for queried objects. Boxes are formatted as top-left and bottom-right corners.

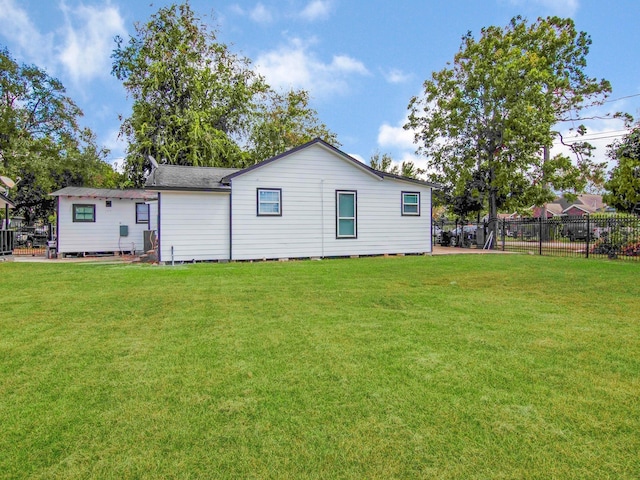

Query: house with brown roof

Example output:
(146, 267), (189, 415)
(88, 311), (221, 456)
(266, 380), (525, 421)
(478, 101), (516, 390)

(533, 194), (608, 218)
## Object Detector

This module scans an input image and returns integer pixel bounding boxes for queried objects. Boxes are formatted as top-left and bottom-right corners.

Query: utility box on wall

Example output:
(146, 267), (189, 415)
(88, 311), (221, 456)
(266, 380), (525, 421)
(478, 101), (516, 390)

(120, 225), (129, 237)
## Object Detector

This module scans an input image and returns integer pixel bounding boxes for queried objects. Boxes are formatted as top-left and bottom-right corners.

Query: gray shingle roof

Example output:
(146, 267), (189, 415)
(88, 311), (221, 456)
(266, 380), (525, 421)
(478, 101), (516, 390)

(145, 164), (240, 191)
(50, 187), (157, 200)
(143, 139), (440, 190)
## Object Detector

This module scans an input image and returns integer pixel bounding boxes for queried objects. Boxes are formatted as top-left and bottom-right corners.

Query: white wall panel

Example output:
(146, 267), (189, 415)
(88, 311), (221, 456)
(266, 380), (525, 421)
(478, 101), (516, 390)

(230, 143), (432, 260)
(158, 191), (229, 262)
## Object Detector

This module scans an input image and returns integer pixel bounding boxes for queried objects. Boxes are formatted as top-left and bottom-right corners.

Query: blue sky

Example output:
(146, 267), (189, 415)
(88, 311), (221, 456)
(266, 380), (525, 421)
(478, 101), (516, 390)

(1, 0), (639, 174)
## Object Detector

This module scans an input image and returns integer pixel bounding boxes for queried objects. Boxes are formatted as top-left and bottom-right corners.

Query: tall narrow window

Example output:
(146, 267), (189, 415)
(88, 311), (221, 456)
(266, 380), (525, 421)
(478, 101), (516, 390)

(73, 204), (95, 223)
(336, 190), (357, 238)
(257, 188), (282, 216)
(136, 203), (149, 224)
(402, 192), (420, 216)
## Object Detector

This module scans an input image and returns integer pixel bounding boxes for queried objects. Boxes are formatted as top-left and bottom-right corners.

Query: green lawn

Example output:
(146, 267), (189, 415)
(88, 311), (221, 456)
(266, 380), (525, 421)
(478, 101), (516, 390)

(1, 255), (638, 479)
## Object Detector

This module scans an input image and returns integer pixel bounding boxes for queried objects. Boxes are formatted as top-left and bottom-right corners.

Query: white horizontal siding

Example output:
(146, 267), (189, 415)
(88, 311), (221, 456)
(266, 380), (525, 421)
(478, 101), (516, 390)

(230, 144), (432, 260)
(148, 201), (158, 231)
(57, 196), (151, 254)
(158, 191), (229, 262)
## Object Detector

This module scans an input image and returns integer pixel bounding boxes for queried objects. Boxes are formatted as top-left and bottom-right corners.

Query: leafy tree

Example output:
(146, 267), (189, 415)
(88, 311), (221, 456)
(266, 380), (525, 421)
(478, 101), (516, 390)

(369, 151), (425, 179)
(112, 2), (338, 186)
(604, 125), (640, 214)
(112, 2), (264, 185)
(0, 47), (119, 223)
(249, 89), (338, 161)
(406, 16), (611, 236)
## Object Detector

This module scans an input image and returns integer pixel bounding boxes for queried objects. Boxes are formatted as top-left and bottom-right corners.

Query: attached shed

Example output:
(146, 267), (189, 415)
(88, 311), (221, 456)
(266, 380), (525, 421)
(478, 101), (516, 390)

(145, 138), (438, 262)
(50, 187), (158, 256)
(145, 165), (239, 262)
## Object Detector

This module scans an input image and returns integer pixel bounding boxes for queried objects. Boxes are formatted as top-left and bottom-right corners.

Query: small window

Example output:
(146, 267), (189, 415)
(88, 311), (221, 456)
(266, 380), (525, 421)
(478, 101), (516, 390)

(402, 192), (420, 216)
(257, 188), (282, 216)
(73, 204), (95, 223)
(336, 190), (357, 238)
(105, 200), (112, 207)
(136, 203), (149, 224)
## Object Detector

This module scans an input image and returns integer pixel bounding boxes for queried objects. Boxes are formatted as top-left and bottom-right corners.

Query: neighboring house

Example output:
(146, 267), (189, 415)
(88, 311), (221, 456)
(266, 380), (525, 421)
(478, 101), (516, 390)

(531, 202), (563, 219)
(50, 187), (158, 256)
(533, 194), (608, 218)
(145, 138), (439, 262)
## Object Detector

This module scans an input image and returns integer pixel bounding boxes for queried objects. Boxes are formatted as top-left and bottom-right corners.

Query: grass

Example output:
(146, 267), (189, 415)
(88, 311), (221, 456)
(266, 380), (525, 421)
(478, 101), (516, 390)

(0, 255), (638, 479)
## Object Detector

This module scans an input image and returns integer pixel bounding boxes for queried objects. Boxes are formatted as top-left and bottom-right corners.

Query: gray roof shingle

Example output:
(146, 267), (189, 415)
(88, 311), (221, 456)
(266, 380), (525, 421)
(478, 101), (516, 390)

(145, 164), (240, 191)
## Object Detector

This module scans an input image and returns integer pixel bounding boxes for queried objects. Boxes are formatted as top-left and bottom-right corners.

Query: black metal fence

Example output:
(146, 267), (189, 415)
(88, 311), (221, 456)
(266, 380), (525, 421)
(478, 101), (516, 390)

(433, 214), (640, 261)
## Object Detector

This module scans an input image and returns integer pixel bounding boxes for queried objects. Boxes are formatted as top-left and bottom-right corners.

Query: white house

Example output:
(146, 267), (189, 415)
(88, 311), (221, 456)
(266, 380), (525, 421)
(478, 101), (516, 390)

(145, 139), (438, 263)
(50, 187), (158, 256)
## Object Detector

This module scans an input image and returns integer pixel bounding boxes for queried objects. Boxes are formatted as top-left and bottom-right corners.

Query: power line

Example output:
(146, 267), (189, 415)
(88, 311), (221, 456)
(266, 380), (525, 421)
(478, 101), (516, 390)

(553, 133), (627, 145)
(555, 128), (629, 140)
(602, 93), (640, 104)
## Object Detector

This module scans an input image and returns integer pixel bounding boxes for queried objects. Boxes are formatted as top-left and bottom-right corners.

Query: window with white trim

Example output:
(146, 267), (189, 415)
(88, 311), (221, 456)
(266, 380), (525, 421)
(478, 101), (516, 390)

(336, 190), (357, 238)
(402, 192), (420, 216)
(136, 203), (149, 224)
(257, 188), (282, 216)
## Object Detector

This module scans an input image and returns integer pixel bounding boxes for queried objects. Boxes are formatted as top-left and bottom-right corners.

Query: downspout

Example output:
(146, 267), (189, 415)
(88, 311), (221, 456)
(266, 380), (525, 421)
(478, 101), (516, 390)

(228, 184), (233, 261)
(321, 179), (325, 258)
(157, 192), (162, 263)
(56, 196), (60, 252)
(430, 188), (433, 253)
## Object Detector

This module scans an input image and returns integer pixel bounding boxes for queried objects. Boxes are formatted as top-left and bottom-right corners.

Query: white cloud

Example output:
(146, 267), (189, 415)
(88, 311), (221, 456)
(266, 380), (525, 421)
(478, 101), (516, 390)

(255, 37), (369, 97)
(299, 0), (332, 21)
(58, 3), (127, 83)
(377, 119), (416, 151)
(0, 0), (54, 67)
(250, 3), (273, 23)
(229, 4), (245, 15)
(383, 68), (412, 84)
(331, 55), (369, 75)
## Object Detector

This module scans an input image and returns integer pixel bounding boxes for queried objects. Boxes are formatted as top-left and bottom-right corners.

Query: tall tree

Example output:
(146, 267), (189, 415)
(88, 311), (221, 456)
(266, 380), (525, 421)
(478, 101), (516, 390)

(604, 124), (640, 214)
(406, 16), (611, 236)
(112, 2), (266, 186)
(0, 47), (119, 223)
(369, 151), (425, 179)
(112, 2), (338, 186)
(249, 89), (338, 162)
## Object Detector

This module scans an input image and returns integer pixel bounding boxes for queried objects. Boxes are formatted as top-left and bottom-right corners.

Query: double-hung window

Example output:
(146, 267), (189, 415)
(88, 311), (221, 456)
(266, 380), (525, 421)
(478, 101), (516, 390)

(136, 203), (150, 224)
(73, 204), (95, 223)
(336, 190), (357, 238)
(401, 192), (420, 216)
(257, 188), (282, 216)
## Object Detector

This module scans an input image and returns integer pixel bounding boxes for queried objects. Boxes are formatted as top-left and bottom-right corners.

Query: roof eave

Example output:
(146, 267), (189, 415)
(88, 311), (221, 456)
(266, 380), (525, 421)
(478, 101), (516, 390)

(146, 186), (231, 193)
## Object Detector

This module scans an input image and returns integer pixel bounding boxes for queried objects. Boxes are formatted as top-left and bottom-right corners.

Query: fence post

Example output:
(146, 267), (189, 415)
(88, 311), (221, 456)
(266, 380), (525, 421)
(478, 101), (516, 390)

(539, 217), (543, 256)
(586, 214), (590, 259)
(501, 218), (505, 251)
